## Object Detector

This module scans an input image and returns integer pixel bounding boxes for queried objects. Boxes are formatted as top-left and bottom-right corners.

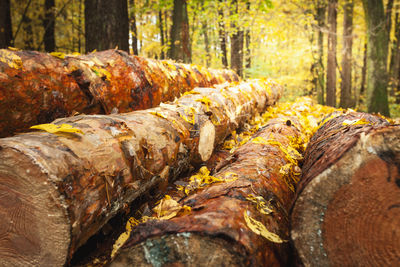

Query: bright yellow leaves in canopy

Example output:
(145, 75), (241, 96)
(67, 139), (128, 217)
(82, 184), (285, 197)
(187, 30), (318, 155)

(30, 123), (84, 135)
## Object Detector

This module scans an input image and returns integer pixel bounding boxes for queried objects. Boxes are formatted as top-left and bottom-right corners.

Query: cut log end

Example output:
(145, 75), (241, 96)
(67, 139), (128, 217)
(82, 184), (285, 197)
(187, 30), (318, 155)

(110, 233), (247, 267)
(198, 120), (216, 162)
(0, 147), (69, 267)
(291, 127), (400, 266)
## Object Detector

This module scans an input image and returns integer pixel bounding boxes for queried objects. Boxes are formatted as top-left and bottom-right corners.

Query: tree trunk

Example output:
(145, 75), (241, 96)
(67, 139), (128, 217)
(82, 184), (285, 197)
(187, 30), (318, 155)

(340, 0), (353, 108)
(168, 0), (191, 63)
(291, 112), (399, 266)
(200, 1), (210, 67)
(0, 49), (239, 138)
(218, 0), (228, 68)
(110, 98), (335, 267)
(326, 0), (337, 107)
(315, 1), (326, 105)
(0, 0), (12, 48)
(230, 0), (244, 77)
(0, 79), (282, 266)
(245, 1), (251, 71)
(43, 0), (55, 52)
(385, 0), (394, 41)
(85, 0), (129, 52)
(362, 0), (390, 116)
(389, 11), (400, 97)
(129, 0), (138, 55)
(359, 40), (367, 104)
(159, 10), (165, 59)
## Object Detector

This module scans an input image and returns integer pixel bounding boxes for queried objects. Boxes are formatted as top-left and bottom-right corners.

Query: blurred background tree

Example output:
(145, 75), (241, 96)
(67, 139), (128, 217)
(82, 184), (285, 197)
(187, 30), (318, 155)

(1, 0), (399, 117)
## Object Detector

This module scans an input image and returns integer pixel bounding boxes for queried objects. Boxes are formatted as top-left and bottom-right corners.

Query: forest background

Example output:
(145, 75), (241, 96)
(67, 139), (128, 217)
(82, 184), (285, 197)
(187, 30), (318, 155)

(1, 0), (399, 117)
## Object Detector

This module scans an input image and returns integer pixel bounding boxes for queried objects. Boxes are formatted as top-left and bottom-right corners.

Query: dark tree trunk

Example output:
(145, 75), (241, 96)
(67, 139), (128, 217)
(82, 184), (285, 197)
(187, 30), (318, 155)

(316, 1), (326, 105)
(292, 112), (399, 266)
(43, 0), (56, 52)
(385, 0), (394, 41)
(245, 1), (251, 71)
(168, 0), (191, 63)
(360, 40), (367, 104)
(340, 0), (354, 108)
(230, 0), (244, 77)
(129, 0), (138, 55)
(85, 0), (129, 52)
(389, 12), (400, 97)
(78, 0), (83, 53)
(218, 0), (228, 68)
(0, 0), (12, 48)
(23, 16), (34, 50)
(159, 11), (165, 58)
(202, 23), (210, 67)
(326, 0), (337, 107)
(362, 0), (390, 116)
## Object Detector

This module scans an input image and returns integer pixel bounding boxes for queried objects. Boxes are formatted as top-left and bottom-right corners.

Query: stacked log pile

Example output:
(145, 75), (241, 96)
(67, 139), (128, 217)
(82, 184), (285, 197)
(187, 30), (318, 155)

(109, 98), (336, 267)
(0, 79), (280, 266)
(0, 49), (238, 137)
(291, 112), (400, 266)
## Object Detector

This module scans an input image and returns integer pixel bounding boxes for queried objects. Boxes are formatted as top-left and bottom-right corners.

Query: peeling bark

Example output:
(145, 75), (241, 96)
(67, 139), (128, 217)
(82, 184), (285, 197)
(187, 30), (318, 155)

(291, 112), (400, 266)
(0, 49), (239, 137)
(0, 79), (281, 266)
(110, 99), (334, 267)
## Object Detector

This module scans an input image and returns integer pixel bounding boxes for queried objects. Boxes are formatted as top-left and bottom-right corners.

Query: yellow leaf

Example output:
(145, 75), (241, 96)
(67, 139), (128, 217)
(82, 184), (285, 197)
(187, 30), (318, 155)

(0, 49), (22, 69)
(342, 118), (370, 126)
(111, 231), (129, 258)
(153, 195), (181, 220)
(246, 194), (274, 215)
(243, 210), (286, 243)
(195, 96), (215, 112)
(50, 52), (66, 59)
(30, 123), (84, 135)
(7, 46), (20, 51)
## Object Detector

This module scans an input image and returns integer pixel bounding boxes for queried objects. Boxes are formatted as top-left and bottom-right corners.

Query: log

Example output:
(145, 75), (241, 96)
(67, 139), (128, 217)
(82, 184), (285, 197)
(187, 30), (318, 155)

(0, 79), (280, 267)
(291, 112), (400, 266)
(0, 49), (238, 137)
(110, 99), (336, 267)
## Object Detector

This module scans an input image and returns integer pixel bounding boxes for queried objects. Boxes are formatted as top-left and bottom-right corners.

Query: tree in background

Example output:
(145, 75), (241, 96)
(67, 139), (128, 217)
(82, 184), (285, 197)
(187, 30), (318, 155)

(218, 0), (228, 68)
(326, 0), (337, 107)
(340, 0), (354, 108)
(0, 0), (12, 48)
(245, 0), (251, 71)
(314, 0), (327, 105)
(362, 0), (390, 116)
(230, 0), (244, 77)
(85, 0), (129, 52)
(169, 0), (191, 63)
(43, 0), (55, 52)
(129, 0), (138, 55)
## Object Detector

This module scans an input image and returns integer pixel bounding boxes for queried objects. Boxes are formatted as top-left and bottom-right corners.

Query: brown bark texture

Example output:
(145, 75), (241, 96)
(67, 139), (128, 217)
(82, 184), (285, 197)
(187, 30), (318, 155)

(291, 112), (400, 266)
(85, 0), (129, 52)
(109, 99), (336, 267)
(326, 0), (337, 107)
(0, 48), (239, 138)
(0, 79), (281, 267)
(340, 0), (353, 108)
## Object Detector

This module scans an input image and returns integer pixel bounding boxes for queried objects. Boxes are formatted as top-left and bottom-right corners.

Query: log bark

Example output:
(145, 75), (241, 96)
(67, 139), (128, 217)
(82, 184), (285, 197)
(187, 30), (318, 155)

(0, 79), (281, 266)
(291, 112), (400, 266)
(110, 99), (334, 267)
(0, 49), (239, 137)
